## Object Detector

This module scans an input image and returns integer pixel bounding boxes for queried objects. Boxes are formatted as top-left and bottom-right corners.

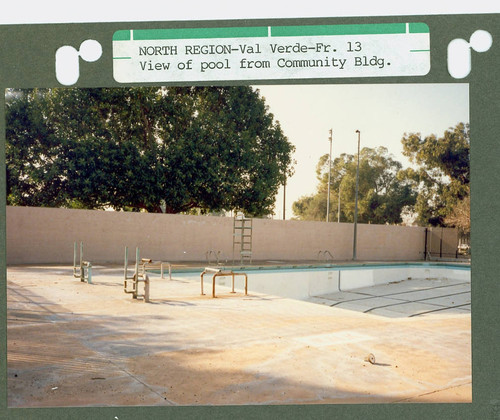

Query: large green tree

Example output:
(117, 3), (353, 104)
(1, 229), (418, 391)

(399, 122), (470, 228)
(293, 146), (415, 224)
(6, 87), (294, 216)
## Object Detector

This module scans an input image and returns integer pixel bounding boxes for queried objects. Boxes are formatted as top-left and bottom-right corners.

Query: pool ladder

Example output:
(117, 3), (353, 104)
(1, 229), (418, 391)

(205, 250), (227, 266)
(233, 214), (253, 265)
(317, 250), (334, 262)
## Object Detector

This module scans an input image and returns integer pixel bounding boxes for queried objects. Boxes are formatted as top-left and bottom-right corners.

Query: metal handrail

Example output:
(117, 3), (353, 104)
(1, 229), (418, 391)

(200, 267), (248, 298)
(73, 242), (92, 283)
(206, 250), (228, 266)
(141, 259), (172, 280)
(123, 246), (151, 302)
(317, 250), (334, 262)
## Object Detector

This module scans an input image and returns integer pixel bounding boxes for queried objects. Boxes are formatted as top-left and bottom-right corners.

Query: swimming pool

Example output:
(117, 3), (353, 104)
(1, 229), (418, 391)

(174, 262), (471, 301)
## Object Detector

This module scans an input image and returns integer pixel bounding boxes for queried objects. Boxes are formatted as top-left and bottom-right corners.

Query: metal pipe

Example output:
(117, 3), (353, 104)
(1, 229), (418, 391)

(135, 247), (140, 279)
(144, 274), (150, 303)
(79, 242), (83, 281)
(124, 246), (128, 282)
(80, 242), (84, 281)
(424, 228), (428, 260)
(73, 242), (77, 276)
(326, 129), (333, 222)
(353, 130), (361, 260)
(440, 227), (443, 258)
(85, 262), (92, 284)
(201, 270), (248, 298)
(283, 176), (286, 220)
(210, 272), (247, 298)
(338, 183), (341, 223)
(200, 270), (206, 295)
(73, 242), (80, 279)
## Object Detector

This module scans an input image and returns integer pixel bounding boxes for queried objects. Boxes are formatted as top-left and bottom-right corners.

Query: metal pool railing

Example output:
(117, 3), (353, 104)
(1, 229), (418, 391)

(123, 246), (173, 302)
(200, 267), (248, 298)
(73, 241), (92, 283)
(123, 246), (150, 302)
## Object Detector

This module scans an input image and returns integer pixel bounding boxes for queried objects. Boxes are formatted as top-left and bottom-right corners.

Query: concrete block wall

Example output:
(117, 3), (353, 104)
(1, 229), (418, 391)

(5, 206), (455, 265)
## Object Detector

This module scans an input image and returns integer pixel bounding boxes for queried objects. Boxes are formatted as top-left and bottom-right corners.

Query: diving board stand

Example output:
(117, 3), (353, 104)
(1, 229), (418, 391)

(200, 267), (248, 298)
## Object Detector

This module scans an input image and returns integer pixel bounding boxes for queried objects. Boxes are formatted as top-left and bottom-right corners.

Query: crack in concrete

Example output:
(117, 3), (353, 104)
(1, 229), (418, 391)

(392, 381), (472, 403)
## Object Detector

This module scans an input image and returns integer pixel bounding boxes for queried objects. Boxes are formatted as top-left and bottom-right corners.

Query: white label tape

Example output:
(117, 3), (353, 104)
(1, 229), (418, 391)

(113, 23), (430, 83)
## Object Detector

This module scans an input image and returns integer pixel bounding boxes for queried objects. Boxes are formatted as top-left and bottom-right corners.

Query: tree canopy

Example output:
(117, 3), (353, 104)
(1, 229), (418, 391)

(399, 122), (470, 229)
(292, 146), (416, 224)
(293, 123), (469, 230)
(6, 87), (295, 216)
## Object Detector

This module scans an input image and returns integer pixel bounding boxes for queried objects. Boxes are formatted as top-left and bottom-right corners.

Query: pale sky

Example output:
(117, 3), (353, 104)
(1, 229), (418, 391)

(255, 83), (469, 219)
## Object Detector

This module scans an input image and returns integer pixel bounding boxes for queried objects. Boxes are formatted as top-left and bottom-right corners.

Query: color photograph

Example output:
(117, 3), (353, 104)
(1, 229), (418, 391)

(6, 83), (471, 407)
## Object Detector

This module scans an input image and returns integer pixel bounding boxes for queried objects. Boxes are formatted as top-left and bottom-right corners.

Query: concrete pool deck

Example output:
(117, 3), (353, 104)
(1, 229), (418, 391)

(6, 264), (471, 407)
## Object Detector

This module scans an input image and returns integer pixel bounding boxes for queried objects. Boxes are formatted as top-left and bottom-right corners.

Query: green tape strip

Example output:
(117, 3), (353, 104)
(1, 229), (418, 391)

(409, 22), (430, 33)
(113, 27), (269, 41)
(270, 23), (408, 37)
(112, 22), (430, 41)
(113, 30), (131, 41)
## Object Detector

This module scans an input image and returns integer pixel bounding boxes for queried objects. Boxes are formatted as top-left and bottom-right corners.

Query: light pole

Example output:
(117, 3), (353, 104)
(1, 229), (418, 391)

(337, 183), (341, 223)
(283, 176), (286, 220)
(326, 129), (332, 222)
(353, 130), (361, 260)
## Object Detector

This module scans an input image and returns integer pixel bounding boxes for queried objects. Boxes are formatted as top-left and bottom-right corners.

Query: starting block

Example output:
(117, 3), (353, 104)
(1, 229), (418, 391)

(200, 267), (248, 298)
